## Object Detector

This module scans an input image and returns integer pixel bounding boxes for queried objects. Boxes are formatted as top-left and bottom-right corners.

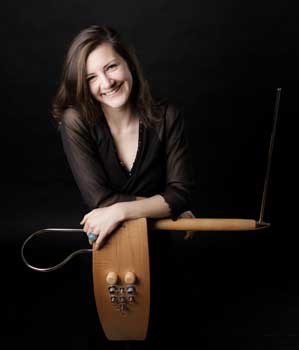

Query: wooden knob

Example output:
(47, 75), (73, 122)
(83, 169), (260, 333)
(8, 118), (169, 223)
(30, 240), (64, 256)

(106, 272), (118, 285)
(124, 271), (136, 284)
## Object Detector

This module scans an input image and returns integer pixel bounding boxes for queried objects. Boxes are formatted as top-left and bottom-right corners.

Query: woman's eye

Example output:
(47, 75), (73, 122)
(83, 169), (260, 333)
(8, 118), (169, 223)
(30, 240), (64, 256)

(87, 76), (95, 82)
(107, 64), (117, 70)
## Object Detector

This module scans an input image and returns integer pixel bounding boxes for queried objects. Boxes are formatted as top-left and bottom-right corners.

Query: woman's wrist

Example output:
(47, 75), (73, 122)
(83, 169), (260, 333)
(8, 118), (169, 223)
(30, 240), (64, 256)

(113, 195), (170, 221)
(113, 202), (127, 222)
(113, 196), (146, 222)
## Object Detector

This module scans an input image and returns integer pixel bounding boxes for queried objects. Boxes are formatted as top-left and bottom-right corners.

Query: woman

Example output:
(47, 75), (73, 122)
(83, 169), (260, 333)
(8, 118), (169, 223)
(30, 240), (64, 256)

(52, 25), (197, 250)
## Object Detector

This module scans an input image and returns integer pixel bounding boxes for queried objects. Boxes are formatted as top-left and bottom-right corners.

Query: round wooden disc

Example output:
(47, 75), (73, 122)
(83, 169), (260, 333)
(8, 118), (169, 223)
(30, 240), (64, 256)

(92, 218), (150, 340)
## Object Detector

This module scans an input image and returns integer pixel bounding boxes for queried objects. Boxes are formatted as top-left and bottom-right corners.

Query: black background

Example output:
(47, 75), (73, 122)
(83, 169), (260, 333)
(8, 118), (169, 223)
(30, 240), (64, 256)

(1, 0), (298, 348)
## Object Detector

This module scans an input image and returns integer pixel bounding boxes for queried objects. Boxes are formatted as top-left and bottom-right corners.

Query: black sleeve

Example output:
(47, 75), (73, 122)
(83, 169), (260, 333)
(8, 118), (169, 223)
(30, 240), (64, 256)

(160, 104), (196, 220)
(59, 108), (136, 209)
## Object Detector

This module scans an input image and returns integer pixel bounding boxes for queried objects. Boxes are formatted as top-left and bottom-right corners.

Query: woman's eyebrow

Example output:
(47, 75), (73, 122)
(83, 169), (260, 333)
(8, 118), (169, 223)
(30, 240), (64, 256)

(86, 58), (118, 77)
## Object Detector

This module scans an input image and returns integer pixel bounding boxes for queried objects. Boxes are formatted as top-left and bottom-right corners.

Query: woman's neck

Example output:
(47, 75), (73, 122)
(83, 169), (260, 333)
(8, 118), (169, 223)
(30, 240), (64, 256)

(102, 103), (137, 132)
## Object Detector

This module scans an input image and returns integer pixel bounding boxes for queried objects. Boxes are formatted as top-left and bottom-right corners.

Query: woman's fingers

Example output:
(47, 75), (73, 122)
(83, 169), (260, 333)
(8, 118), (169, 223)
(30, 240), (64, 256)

(80, 210), (95, 225)
(83, 218), (95, 233)
(80, 214), (89, 225)
(179, 210), (195, 218)
(83, 223), (90, 233)
(184, 231), (194, 240)
(95, 233), (105, 250)
(87, 231), (98, 245)
(178, 210), (196, 240)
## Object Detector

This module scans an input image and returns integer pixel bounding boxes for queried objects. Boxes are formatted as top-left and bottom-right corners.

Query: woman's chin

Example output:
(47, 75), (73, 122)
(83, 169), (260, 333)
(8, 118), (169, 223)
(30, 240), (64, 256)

(100, 96), (130, 110)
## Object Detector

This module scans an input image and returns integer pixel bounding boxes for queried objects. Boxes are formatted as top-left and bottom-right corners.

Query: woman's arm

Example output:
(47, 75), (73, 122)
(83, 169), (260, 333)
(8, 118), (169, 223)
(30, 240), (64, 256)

(158, 104), (196, 220)
(81, 194), (170, 249)
(81, 194), (194, 249)
(116, 194), (171, 221)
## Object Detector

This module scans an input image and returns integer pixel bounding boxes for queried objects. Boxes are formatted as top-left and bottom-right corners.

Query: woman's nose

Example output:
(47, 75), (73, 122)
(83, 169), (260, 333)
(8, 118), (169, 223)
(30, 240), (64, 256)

(98, 72), (114, 91)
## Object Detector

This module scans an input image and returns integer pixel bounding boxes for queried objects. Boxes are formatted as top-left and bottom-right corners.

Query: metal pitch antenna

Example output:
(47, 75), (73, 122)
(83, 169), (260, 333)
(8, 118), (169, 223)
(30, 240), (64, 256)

(257, 88), (281, 227)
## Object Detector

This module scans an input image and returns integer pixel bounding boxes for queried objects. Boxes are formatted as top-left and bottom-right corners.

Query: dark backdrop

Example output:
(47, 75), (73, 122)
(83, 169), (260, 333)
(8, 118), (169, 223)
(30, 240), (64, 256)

(1, 0), (298, 348)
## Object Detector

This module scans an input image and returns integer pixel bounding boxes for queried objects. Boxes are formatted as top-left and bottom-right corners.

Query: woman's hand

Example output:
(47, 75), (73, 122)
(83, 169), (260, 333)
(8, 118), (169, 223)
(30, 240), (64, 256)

(80, 204), (124, 250)
(178, 210), (196, 240)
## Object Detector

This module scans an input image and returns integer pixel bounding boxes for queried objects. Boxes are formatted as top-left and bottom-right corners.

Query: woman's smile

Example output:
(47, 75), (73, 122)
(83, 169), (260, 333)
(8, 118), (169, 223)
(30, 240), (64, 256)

(101, 82), (123, 97)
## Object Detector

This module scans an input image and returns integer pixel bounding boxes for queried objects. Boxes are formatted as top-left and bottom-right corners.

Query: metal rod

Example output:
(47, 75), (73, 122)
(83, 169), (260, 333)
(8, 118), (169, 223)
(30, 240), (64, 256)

(21, 228), (92, 272)
(258, 88), (281, 225)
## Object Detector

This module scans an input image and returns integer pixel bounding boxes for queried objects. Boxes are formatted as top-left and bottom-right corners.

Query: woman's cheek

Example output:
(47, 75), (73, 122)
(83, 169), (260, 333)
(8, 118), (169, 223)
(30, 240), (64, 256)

(89, 83), (97, 98)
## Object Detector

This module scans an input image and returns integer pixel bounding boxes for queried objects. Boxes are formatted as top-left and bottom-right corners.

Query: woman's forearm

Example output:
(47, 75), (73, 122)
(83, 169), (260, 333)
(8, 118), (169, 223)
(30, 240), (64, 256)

(116, 194), (171, 220)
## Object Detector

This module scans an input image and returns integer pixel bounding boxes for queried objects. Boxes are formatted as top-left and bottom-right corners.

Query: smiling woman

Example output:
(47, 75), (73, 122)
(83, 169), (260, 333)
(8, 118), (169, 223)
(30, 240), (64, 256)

(52, 25), (197, 250)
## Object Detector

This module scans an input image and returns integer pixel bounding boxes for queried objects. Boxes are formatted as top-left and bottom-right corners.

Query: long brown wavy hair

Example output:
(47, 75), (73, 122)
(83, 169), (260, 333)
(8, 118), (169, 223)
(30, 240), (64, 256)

(52, 25), (164, 129)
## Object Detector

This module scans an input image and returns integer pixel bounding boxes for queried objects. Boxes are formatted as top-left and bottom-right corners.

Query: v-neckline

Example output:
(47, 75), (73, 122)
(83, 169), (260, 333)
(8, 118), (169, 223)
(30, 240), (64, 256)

(104, 117), (143, 177)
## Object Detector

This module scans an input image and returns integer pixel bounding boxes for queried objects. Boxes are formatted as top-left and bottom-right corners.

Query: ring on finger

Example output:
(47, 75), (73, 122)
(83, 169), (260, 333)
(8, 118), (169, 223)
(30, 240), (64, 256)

(87, 233), (97, 242)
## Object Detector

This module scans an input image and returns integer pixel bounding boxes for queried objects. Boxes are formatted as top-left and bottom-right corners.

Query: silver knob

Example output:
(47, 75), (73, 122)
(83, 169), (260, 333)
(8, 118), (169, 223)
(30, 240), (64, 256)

(128, 295), (135, 303)
(108, 286), (117, 294)
(127, 285), (136, 294)
(110, 296), (117, 304)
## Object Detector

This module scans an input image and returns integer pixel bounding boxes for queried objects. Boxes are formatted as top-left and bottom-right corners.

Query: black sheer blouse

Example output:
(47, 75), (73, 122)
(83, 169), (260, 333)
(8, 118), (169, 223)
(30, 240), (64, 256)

(58, 102), (197, 220)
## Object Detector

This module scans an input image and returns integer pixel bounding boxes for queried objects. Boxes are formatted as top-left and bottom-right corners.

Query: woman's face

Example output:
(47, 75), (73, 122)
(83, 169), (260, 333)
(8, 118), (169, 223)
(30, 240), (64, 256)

(86, 43), (133, 111)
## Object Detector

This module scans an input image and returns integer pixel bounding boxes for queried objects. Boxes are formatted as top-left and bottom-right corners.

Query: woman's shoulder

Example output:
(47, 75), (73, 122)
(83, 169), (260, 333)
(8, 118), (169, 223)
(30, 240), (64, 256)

(57, 107), (94, 139)
(156, 98), (183, 123)
(59, 107), (88, 130)
(60, 107), (80, 124)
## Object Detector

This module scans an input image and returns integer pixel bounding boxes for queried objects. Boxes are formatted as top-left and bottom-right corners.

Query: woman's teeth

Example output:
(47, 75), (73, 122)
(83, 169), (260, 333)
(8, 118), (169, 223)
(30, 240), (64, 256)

(102, 84), (121, 96)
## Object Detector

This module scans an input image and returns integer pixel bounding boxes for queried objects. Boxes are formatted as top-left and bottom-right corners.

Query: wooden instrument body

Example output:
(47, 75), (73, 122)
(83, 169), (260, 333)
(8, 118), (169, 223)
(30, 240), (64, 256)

(92, 218), (150, 341)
